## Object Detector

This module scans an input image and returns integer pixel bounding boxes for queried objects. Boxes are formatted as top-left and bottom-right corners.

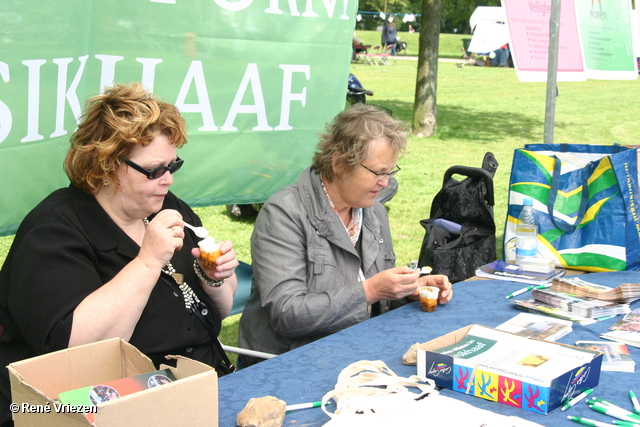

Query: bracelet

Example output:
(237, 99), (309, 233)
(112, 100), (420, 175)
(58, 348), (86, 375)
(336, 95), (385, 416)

(193, 260), (225, 287)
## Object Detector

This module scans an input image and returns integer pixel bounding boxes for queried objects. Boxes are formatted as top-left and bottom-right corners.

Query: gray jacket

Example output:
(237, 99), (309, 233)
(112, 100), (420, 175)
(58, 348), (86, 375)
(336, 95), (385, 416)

(238, 166), (396, 356)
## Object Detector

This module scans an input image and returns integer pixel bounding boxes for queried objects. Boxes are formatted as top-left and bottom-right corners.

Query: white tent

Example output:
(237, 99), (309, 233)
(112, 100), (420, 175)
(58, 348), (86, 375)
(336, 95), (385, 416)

(467, 6), (510, 54)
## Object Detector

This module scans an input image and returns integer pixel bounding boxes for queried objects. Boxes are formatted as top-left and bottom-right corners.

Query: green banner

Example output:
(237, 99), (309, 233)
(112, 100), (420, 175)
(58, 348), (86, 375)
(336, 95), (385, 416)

(575, 0), (637, 79)
(0, 0), (356, 235)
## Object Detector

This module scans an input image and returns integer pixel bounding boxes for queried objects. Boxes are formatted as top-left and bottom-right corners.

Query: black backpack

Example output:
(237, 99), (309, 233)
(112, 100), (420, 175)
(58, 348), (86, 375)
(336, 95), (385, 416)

(418, 152), (498, 283)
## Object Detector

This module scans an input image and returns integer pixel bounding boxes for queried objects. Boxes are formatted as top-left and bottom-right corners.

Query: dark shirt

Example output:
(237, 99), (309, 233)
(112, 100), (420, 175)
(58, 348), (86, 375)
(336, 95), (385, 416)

(0, 185), (222, 426)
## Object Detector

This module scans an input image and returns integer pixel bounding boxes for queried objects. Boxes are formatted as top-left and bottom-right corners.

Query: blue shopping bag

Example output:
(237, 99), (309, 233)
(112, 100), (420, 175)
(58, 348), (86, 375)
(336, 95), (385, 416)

(503, 143), (640, 272)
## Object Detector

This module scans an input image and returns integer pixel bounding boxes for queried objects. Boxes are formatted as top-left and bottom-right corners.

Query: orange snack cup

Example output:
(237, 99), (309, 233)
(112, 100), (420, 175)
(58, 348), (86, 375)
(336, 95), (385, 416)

(198, 237), (223, 270)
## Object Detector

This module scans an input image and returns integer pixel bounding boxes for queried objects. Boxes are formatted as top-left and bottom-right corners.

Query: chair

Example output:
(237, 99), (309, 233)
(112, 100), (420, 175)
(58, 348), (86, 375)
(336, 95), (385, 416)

(222, 261), (277, 362)
(457, 47), (478, 68)
(229, 260), (252, 316)
(352, 43), (370, 62)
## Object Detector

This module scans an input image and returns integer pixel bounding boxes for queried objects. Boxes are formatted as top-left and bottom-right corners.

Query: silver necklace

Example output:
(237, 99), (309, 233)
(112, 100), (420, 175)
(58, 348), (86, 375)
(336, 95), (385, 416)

(144, 218), (200, 312)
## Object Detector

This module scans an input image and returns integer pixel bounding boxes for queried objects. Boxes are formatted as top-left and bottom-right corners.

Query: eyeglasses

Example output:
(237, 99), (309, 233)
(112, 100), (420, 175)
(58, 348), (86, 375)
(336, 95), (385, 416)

(125, 158), (184, 180)
(360, 163), (401, 179)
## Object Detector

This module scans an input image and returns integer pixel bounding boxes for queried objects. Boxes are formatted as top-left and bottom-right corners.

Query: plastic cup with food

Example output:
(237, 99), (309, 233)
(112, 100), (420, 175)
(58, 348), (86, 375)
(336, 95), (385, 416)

(198, 237), (223, 270)
(419, 286), (439, 312)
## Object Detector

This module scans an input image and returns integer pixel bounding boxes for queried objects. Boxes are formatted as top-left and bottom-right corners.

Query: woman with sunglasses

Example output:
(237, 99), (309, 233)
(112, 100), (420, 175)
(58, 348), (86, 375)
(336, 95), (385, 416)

(0, 83), (238, 424)
(237, 104), (452, 367)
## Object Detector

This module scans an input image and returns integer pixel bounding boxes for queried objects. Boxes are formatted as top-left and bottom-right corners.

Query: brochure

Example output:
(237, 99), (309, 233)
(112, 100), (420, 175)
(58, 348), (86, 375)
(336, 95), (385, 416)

(608, 308), (640, 331)
(475, 260), (565, 285)
(574, 340), (635, 372)
(600, 308), (640, 349)
(496, 312), (573, 342)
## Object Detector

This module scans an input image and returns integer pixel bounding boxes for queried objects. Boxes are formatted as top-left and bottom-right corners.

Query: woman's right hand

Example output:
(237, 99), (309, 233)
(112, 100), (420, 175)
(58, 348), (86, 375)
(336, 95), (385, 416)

(362, 266), (421, 305)
(138, 209), (184, 270)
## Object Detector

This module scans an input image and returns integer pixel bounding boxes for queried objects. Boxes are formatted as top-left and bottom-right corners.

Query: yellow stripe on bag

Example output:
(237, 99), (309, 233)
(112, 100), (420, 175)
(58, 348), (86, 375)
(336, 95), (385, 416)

(523, 150), (556, 176)
(589, 156), (612, 184)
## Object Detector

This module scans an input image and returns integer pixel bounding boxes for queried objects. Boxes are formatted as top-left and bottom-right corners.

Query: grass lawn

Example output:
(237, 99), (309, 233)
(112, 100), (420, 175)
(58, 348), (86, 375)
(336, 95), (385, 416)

(2, 34), (640, 363)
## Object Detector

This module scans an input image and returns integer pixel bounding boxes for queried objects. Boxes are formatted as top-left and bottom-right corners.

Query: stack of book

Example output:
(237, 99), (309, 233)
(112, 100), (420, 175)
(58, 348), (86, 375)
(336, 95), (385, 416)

(530, 288), (631, 318)
(551, 276), (640, 303)
(475, 260), (566, 285)
(496, 312), (573, 342)
(601, 308), (640, 349)
(509, 277), (639, 325)
(510, 298), (598, 325)
(574, 340), (635, 372)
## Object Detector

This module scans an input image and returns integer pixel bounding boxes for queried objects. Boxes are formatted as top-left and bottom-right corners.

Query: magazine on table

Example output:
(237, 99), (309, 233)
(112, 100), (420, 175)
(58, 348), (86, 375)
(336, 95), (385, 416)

(600, 308), (640, 349)
(574, 340), (635, 372)
(495, 312), (573, 342)
(475, 260), (565, 285)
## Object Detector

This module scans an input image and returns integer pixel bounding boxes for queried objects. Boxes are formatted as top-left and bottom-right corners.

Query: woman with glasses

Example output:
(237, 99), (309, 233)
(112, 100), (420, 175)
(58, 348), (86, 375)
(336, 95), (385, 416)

(238, 104), (452, 367)
(0, 83), (238, 424)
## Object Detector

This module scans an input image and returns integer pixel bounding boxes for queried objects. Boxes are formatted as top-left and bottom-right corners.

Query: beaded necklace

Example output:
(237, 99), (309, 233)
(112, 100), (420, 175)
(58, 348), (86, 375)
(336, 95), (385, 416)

(144, 218), (200, 313)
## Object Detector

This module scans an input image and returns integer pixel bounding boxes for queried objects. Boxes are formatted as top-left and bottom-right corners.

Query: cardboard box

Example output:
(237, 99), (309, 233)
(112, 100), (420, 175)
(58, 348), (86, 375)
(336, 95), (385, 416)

(417, 325), (603, 415)
(8, 338), (218, 426)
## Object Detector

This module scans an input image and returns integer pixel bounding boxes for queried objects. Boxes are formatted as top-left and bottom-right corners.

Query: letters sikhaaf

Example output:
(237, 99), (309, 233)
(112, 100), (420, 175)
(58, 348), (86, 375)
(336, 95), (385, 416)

(0, 0), (356, 235)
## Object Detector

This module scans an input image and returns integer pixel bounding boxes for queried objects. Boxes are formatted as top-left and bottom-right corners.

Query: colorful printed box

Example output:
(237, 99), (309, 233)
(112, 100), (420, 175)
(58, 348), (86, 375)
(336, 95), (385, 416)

(417, 324), (603, 414)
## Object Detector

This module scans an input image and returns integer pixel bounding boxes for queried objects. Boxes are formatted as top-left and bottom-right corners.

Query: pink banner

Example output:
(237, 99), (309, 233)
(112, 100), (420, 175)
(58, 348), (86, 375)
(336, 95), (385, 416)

(502, 0), (585, 82)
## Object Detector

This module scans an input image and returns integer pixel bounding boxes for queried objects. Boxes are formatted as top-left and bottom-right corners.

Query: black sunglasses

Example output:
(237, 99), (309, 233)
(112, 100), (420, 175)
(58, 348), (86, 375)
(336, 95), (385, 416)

(125, 158), (184, 180)
(360, 163), (401, 178)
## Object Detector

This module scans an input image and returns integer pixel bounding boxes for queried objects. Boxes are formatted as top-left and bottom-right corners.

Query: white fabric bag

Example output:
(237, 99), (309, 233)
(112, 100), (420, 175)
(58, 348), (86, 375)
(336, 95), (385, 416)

(321, 360), (544, 427)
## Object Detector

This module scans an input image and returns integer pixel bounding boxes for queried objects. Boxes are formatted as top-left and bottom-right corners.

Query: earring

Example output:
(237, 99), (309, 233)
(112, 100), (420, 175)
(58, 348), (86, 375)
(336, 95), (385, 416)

(103, 181), (110, 187)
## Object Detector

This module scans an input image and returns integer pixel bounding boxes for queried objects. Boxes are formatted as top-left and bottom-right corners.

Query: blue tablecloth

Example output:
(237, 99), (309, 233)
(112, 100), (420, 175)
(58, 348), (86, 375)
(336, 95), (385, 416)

(219, 272), (640, 426)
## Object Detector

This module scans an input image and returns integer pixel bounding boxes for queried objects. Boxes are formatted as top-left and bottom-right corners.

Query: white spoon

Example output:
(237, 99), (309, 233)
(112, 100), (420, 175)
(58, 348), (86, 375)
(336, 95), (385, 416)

(184, 223), (209, 238)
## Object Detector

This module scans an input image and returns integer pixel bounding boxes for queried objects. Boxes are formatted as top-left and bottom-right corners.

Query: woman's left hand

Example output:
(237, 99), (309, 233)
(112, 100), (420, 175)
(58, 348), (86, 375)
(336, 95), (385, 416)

(191, 240), (239, 281)
(419, 274), (453, 304)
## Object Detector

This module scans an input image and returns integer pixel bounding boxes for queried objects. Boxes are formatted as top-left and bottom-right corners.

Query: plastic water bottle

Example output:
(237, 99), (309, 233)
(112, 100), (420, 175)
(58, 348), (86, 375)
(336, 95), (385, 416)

(515, 197), (538, 264)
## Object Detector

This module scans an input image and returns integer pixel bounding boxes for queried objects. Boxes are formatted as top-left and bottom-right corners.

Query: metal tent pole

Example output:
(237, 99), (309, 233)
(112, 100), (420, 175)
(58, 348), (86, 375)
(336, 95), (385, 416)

(543, 0), (562, 144)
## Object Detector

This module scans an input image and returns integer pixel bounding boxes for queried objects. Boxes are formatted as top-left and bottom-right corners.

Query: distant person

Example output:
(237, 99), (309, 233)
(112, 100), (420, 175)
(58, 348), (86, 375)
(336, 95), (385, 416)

(408, 24), (415, 33)
(237, 104), (452, 367)
(384, 19), (398, 55)
(491, 44), (510, 67)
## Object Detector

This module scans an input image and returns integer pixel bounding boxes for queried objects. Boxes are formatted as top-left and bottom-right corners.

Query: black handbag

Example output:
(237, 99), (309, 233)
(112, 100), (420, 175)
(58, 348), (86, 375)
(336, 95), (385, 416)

(193, 304), (236, 376)
(159, 275), (236, 376)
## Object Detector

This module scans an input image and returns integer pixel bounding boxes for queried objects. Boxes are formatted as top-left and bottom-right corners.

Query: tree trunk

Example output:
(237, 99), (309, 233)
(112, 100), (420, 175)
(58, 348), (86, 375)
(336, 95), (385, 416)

(412, 0), (442, 137)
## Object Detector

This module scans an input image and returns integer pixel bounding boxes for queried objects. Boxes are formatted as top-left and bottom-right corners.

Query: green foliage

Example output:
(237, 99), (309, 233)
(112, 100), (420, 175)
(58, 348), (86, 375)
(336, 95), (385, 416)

(356, 0), (501, 33)
(441, 0), (500, 33)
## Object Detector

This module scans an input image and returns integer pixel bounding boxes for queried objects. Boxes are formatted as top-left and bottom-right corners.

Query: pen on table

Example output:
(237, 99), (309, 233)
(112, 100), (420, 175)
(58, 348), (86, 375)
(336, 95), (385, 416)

(505, 283), (551, 299)
(285, 401), (329, 413)
(631, 391), (640, 415)
(562, 388), (594, 411)
(567, 415), (613, 427)
(588, 397), (637, 415)
(594, 315), (617, 321)
(612, 420), (640, 427)
(589, 403), (640, 423)
(589, 399), (640, 419)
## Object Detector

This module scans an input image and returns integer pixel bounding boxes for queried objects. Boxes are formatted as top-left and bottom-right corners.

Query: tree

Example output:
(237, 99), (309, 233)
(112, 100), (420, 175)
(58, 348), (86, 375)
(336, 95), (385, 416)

(440, 0), (500, 33)
(412, 0), (441, 137)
